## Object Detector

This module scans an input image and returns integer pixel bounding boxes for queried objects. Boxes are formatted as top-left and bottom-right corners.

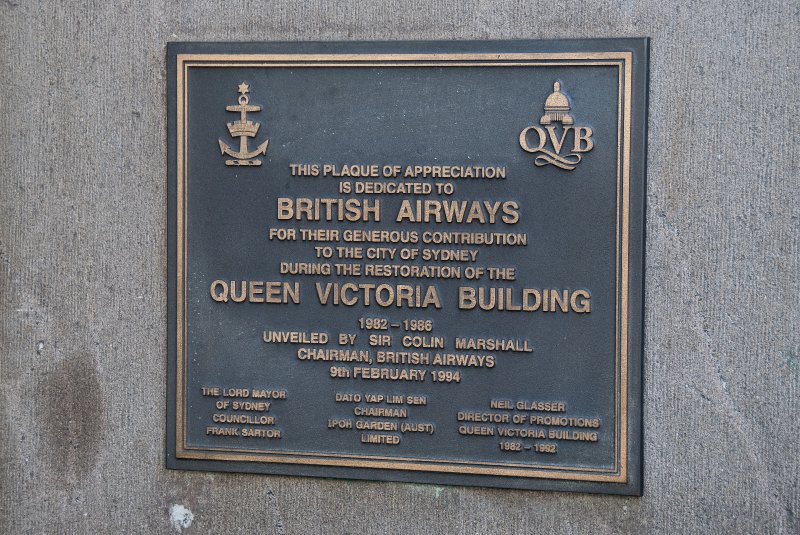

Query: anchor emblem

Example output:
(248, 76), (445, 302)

(218, 82), (269, 166)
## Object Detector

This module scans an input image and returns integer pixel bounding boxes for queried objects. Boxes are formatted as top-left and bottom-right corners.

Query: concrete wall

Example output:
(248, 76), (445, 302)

(1, 1), (797, 533)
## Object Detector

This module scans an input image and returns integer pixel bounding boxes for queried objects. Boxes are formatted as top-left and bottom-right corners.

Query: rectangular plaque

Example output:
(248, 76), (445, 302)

(167, 39), (648, 495)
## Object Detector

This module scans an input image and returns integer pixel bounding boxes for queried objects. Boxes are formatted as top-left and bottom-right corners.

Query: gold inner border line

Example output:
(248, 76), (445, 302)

(177, 56), (627, 481)
(182, 61), (625, 68)
(175, 52), (633, 484)
(176, 59), (621, 475)
(176, 55), (629, 481)
(176, 56), (628, 481)
(187, 442), (614, 473)
(179, 52), (631, 61)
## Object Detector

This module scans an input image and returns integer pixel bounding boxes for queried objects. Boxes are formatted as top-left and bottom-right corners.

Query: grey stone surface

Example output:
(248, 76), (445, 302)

(1, 1), (798, 533)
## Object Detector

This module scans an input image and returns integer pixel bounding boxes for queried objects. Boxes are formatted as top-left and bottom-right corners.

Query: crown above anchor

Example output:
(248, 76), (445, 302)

(218, 82), (269, 167)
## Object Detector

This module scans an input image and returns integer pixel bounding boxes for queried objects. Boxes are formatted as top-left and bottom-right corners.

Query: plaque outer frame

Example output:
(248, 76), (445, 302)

(167, 39), (648, 495)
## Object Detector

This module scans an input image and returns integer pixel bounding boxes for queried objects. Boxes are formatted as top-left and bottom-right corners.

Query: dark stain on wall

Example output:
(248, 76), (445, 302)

(38, 352), (104, 487)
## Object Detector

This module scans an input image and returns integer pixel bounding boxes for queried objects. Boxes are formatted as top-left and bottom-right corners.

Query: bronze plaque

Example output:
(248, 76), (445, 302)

(167, 39), (648, 494)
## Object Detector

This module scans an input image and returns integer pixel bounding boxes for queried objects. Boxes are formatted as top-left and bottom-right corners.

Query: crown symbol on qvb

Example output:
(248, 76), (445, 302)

(540, 81), (574, 126)
(218, 82), (269, 166)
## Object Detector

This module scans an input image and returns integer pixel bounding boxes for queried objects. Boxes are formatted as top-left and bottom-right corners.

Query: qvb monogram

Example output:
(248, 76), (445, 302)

(519, 81), (594, 171)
